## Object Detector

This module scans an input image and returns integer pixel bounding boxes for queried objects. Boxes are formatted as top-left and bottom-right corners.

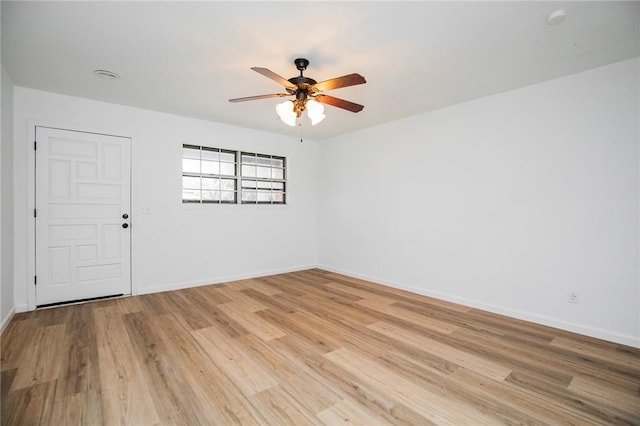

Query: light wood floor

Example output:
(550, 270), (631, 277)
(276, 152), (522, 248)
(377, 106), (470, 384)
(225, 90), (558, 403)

(2, 269), (639, 425)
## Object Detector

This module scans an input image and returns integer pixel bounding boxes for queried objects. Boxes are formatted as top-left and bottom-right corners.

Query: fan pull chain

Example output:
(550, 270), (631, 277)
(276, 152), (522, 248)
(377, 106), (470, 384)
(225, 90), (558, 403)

(299, 121), (304, 143)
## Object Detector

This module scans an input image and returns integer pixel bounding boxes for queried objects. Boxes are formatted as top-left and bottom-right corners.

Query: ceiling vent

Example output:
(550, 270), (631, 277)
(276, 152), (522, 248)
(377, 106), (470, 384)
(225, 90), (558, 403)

(93, 69), (119, 80)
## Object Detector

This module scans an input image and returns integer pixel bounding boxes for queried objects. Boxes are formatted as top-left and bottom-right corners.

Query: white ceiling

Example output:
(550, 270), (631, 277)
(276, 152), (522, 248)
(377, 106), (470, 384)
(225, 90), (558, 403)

(2, 1), (639, 140)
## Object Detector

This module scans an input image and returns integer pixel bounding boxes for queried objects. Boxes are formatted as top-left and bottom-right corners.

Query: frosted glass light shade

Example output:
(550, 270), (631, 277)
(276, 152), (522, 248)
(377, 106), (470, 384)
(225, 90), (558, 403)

(276, 100), (296, 126)
(306, 99), (326, 126)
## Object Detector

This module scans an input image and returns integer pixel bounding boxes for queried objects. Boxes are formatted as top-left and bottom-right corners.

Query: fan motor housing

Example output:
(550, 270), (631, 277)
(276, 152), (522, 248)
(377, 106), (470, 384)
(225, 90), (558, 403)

(288, 76), (317, 86)
(289, 58), (316, 87)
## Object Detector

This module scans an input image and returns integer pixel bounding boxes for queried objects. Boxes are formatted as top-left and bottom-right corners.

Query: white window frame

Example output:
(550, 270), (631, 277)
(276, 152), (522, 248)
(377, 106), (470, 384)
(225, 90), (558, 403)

(239, 151), (286, 205)
(182, 145), (238, 204)
(181, 144), (286, 205)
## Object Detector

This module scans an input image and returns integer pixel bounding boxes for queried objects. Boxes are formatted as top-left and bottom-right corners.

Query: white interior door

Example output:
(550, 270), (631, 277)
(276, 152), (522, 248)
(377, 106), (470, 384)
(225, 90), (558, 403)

(35, 127), (131, 306)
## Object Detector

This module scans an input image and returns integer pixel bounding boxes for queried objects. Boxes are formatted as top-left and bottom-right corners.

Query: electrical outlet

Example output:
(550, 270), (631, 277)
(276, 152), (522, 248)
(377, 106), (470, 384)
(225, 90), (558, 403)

(569, 292), (579, 304)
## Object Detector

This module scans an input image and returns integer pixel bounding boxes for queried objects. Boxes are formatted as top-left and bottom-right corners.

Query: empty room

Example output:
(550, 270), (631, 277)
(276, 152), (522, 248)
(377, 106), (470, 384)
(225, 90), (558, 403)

(1, 1), (639, 425)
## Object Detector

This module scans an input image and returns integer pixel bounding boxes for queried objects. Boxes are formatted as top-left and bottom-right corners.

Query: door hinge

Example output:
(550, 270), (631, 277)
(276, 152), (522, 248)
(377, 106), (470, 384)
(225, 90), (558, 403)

(34, 209), (37, 218)
(34, 276), (37, 285)
(34, 141), (37, 151)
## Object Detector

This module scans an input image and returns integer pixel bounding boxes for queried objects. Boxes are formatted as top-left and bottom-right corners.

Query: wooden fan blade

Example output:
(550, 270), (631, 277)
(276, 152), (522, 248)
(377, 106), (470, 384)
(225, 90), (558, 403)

(229, 93), (290, 103)
(312, 73), (366, 93)
(251, 67), (297, 89)
(315, 95), (364, 113)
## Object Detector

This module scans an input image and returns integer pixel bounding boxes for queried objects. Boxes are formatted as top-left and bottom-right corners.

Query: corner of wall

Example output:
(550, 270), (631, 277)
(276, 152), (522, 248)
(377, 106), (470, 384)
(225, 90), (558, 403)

(1, 64), (16, 328)
(0, 306), (15, 335)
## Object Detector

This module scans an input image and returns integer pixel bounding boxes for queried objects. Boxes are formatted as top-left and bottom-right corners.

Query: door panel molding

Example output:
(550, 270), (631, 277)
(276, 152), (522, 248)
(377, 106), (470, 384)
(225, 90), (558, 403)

(34, 126), (132, 307)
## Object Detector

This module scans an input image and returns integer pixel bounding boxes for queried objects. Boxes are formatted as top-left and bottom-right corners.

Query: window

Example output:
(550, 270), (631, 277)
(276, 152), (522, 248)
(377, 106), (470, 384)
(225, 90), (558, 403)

(240, 152), (286, 204)
(182, 145), (237, 203)
(182, 145), (286, 205)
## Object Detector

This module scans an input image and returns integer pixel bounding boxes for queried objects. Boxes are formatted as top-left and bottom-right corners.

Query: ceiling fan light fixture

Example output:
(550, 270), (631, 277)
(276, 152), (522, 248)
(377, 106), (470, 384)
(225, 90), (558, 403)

(276, 100), (297, 126)
(231, 58), (366, 128)
(309, 112), (326, 126)
(306, 99), (326, 126)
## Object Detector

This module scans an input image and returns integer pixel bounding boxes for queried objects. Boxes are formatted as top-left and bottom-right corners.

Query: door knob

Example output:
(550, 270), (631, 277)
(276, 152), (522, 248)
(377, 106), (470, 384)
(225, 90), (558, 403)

(122, 223), (129, 229)
(122, 213), (129, 219)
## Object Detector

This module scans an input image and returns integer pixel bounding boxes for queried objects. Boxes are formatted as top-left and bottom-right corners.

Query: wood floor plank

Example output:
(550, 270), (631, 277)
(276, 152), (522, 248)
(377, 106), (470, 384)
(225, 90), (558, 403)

(166, 290), (216, 331)
(0, 369), (16, 402)
(316, 398), (395, 426)
(35, 304), (73, 327)
(0, 381), (58, 426)
(324, 281), (394, 303)
(213, 285), (269, 312)
(0, 318), (39, 371)
(113, 294), (146, 314)
(241, 330), (372, 421)
(454, 327), (639, 388)
(217, 301), (287, 341)
(324, 346), (502, 424)
(300, 351), (433, 426)
(393, 300), (510, 339)
(369, 321), (512, 381)
(504, 369), (640, 424)
(568, 375), (640, 417)
(283, 311), (345, 352)
(59, 303), (102, 396)
(259, 336), (345, 414)
(552, 336), (640, 372)
(447, 368), (598, 425)
(240, 288), (299, 315)
(374, 350), (546, 425)
(324, 273), (472, 313)
(2, 269), (639, 425)
(358, 300), (460, 334)
(466, 308), (570, 344)
(186, 284), (233, 305)
(48, 389), (104, 426)
(10, 324), (66, 390)
(266, 335), (394, 417)
(231, 278), (282, 296)
(281, 276), (364, 304)
(258, 275), (308, 296)
(93, 306), (161, 426)
(122, 311), (204, 425)
(249, 385), (321, 426)
(180, 296), (249, 338)
(276, 290), (378, 326)
(154, 313), (267, 425)
(353, 296), (395, 310)
(192, 324), (280, 396)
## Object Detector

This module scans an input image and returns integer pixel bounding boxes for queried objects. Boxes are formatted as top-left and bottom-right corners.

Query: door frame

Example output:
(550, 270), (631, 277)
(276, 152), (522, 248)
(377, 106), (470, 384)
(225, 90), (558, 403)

(27, 122), (134, 310)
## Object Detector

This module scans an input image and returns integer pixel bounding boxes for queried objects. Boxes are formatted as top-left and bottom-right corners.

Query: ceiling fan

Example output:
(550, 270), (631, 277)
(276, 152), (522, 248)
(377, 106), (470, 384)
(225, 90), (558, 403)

(229, 58), (366, 126)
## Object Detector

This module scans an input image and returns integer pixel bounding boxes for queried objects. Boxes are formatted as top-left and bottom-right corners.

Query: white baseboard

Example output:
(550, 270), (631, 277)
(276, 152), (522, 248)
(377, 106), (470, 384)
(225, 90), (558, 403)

(1, 306), (16, 335)
(14, 304), (29, 313)
(318, 265), (640, 349)
(136, 264), (318, 295)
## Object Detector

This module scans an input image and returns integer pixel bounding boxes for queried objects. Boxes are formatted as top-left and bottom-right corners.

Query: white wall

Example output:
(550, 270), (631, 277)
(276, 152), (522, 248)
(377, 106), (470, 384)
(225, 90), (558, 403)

(318, 58), (640, 348)
(1, 65), (14, 331)
(13, 88), (318, 310)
